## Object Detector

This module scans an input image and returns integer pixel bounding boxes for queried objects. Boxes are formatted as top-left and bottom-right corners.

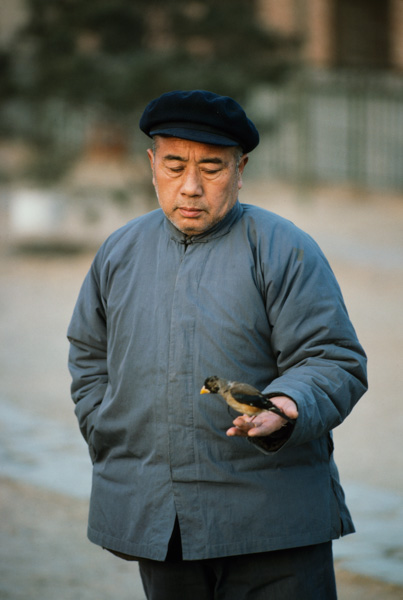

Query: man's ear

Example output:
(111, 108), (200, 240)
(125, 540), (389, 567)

(238, 155), (248, 190)
(146, 148), (155, 185)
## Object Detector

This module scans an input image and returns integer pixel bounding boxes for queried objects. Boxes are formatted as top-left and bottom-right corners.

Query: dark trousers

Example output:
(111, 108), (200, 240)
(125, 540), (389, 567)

(138, 541), (337, 600)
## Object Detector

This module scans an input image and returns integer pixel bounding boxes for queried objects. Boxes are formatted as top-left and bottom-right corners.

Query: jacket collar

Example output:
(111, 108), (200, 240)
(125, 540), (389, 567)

(164, 201), (243, 245)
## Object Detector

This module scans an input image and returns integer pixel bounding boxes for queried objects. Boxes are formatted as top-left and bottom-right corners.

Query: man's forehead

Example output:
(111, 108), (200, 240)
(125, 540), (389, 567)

(155, 136), (236, 161)
(164, 155), (225, 165)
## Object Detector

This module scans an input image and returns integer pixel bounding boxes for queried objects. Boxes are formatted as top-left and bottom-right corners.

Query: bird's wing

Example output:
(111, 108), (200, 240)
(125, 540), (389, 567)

(231, 388), (295, 423)
(230, 389), (270, 410)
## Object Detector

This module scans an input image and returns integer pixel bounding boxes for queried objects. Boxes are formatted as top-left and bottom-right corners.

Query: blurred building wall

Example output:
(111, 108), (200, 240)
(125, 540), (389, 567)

(259, 0), (403, 72)
(0, 0), (25, 47)
(254, 0), (403, 192)
(391, 0), (403, 70)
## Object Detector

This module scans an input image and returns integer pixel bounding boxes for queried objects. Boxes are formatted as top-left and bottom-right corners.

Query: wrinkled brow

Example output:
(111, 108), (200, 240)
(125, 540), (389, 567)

(163, 154), (225, 164)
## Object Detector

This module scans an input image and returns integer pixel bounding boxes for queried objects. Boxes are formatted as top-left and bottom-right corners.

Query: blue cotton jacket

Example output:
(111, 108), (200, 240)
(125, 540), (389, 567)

(67, 201), (367, 560)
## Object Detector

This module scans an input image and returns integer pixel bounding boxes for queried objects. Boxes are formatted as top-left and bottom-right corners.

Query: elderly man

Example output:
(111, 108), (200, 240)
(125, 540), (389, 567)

(68, 90), (367, 599)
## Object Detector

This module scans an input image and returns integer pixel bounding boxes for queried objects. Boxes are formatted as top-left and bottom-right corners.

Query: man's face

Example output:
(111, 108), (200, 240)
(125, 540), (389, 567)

(147, 137), (248, 236)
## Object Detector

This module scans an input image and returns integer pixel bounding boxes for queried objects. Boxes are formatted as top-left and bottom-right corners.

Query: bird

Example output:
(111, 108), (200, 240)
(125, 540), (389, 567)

(200, 375), (296, 424)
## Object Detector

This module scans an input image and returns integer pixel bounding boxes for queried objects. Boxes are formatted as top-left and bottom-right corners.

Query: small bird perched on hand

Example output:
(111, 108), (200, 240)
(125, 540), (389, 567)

(200, 376), (296, 424)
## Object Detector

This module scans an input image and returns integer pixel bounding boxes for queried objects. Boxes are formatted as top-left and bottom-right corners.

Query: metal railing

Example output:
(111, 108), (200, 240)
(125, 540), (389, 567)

(250, 69), (403, 191)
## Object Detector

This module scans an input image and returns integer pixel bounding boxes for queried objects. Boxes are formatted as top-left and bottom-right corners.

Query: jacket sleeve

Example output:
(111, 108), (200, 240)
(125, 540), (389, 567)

(67, 252), (108, 451)
(259, 229), (367, 450)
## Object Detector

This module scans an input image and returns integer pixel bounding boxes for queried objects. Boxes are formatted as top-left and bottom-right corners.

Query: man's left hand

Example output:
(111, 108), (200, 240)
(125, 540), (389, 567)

(226, 396), (298, 438)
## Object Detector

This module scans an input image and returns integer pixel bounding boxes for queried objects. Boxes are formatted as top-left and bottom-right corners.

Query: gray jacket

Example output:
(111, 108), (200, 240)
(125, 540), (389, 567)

(67, 201), (367, 560)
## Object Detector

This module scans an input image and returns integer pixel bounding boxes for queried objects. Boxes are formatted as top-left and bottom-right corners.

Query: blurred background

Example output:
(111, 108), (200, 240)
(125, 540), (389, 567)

(0, 1), (402, 599)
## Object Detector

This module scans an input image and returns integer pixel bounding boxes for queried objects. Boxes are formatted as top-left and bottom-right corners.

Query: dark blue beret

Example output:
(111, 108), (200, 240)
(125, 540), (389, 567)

(139, 90), (259, 153)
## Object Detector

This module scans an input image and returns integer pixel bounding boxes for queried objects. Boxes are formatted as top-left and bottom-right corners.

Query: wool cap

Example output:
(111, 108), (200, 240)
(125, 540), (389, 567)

(139, 90), (259, 153)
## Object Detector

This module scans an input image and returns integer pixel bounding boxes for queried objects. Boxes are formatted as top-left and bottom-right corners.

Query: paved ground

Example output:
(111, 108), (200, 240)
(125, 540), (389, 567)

(1, 179), (403, 598)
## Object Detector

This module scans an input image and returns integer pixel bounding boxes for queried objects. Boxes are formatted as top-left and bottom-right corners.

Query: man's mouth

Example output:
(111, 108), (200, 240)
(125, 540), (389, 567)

(178, 207), (203, 218)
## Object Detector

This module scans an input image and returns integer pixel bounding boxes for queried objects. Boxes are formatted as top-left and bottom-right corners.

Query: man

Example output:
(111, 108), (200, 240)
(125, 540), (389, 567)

(68, 90), (367, 599)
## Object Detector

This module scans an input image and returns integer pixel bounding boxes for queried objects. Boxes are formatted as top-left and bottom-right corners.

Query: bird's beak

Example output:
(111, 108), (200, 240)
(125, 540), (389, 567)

(200, 386), (210, 394)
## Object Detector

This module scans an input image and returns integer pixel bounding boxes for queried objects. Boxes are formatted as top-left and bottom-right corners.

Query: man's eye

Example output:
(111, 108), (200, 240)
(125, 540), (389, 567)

(169, 166), (184, 172)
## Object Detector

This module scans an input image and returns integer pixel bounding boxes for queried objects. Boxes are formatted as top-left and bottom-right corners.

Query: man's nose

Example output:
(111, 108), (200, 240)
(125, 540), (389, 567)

(180, 167), (203, 196)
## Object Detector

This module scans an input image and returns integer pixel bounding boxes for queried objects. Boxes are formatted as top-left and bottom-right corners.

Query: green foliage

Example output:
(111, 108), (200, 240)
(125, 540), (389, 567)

(10, 0), (300, 112)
